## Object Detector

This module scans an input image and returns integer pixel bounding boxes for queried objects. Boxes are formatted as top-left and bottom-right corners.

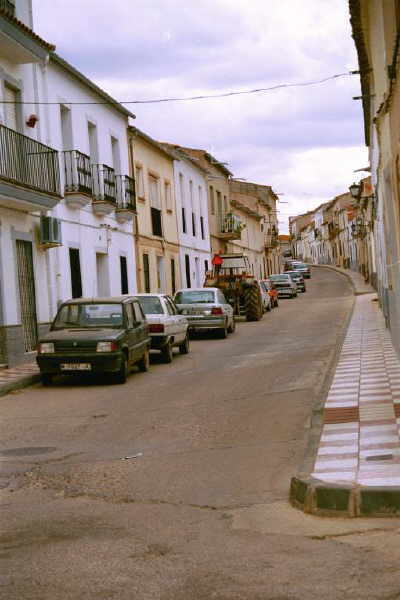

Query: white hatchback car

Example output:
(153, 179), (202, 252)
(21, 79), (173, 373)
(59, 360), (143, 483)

(135, 294), (189, 363)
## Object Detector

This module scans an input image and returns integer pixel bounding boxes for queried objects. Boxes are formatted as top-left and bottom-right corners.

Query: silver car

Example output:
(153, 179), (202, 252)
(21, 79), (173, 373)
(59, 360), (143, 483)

(174, 287), (235, 338)
(269, 274), (298, 298)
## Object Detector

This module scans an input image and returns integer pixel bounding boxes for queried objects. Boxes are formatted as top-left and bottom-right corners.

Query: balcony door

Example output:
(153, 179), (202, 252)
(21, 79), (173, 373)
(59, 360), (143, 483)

(4, 84), (18, 131)
(16, 240), (38, 352)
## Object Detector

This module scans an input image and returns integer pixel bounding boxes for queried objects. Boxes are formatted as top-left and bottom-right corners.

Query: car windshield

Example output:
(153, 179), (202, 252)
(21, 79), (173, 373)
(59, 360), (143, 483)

(175, 290), (215, 304)
(269, 275), (290, 282)
(287, 271), (301, 278)
(293, 263), (307, 269)
(137, 296), (164, 315)
(53, 303), (124, 329)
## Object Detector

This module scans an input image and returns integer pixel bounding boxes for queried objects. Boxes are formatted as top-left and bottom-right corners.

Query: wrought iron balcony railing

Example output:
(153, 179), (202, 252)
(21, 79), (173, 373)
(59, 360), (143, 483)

(91, 164), (116, 203)
(0, 0), (15, 15)
(116, 174), (136, 211)
(0, 124), (60, 195)
(218, 213), (243, 235)
(63, 150), (92, 195)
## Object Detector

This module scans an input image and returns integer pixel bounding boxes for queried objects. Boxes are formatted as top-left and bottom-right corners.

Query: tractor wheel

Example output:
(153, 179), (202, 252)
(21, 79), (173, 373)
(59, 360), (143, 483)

(244, 284), (263, 321)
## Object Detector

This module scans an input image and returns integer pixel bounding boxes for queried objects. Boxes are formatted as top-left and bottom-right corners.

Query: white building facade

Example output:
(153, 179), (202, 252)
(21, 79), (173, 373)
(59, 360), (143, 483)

(165, 146), (211, 288)
(0, 0), (137, 366)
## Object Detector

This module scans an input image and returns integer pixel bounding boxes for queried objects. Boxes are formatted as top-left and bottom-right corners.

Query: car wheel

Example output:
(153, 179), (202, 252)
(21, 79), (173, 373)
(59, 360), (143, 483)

(228, 318), (236, 334)
(162, 340), (173, 363)
(115, 355), (128, 384)
(41, 373), (53, 386)
(179, 334), (190, 354)
(219, 323), (228, 339)
(138, 348), (150, 372)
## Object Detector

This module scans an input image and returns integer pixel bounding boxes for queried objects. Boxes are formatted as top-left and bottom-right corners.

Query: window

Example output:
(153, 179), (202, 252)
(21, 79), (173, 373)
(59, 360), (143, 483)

(87, 122), (99, 163)
(138, 296), (164, 315)
(111, 136), (121, 173)
(125, 303), (135, 328)
(200, 216), (205, 240)
(149, 175), (162, 236)
(4, 84), (18, 130)
(164, 297), (175, 316)
(96, 253), (110, 297)
(216, 190), (222, 215)
(171, 258), (176, 295)
(60, 105), (72, 151)
(120, 256), (128, 294)
(69, 248), (82, 298)
(209, 186), (215, 215)
(135, 165), (145, 198)
(223, 195), (228, 214)
(182, 206), (187, 233)
(164, 181), (172, 211)
(204, 259), (209, 273)
(185, 254), (191, 288)
(166, 297), (178, 315)
(192, 212), (196, 236)
(143, 253), (150, 292)
(133, 301), (145, 322)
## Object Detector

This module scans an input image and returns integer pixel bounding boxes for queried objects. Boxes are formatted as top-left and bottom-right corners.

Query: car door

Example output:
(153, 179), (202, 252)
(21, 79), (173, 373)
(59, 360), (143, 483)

(124, 302), (138, 365)
(132, 300), (149, 359)
(166, 296), (187, 342)
(218, 290), (232, 325)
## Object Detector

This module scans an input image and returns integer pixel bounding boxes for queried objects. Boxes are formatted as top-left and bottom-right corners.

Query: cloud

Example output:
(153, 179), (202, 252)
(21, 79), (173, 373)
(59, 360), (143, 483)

(33, 0), (366, 232)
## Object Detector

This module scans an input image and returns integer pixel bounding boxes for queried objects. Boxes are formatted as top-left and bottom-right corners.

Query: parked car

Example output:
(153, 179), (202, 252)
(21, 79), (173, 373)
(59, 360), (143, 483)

(36, 296), (151, 385)
(269, 274), (298, 298)
(286, 270), (306, 293)
(291, 262), (311, 278)
(257, 280), (272, 312)
(135, 293), (189, 362)
(174, 287), (235, 338)
(260, 279), (279, 308)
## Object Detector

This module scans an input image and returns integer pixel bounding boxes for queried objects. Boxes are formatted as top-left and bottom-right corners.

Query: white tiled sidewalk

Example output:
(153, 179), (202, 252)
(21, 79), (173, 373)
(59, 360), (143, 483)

(313, 293), (400, 487)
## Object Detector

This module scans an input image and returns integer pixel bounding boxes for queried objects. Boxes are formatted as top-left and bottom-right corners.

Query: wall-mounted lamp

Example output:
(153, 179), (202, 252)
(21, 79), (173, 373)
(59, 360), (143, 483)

(349, 182), (362, 199)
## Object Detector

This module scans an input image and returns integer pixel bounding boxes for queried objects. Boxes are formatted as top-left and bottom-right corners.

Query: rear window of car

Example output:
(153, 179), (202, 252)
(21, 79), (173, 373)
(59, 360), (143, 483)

(293, 263), (307, 268)
(53, 303), (124, 329)
(137, 296), (164, 315)
(175, 290), (216, 304)
(269, 275), (290, 282)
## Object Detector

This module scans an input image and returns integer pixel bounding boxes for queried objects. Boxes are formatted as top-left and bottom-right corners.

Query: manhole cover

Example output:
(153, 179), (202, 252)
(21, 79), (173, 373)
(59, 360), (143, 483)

(0, 446), (57, 457)
(366, 453), (394, 461)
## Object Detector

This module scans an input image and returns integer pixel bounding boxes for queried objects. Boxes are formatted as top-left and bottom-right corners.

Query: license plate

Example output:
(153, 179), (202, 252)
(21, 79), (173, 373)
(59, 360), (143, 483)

(60, 363), (91, 371)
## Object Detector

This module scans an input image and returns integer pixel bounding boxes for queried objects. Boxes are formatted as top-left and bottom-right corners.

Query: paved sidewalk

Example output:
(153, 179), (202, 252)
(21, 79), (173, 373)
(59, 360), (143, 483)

(0, 361), (40, 397)
(313, 292), (400, 487)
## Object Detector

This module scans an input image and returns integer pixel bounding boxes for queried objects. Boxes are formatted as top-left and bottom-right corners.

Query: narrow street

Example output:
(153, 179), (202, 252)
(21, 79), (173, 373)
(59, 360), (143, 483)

(1, 268), (400, 599)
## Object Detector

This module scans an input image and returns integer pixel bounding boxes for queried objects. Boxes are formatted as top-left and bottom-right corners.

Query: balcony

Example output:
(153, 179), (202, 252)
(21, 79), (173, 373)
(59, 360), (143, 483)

(217, 213), (243, 240)
(265, 232), (279, 249)
(91, 164), (116, 216)
(63, 150), (92, 209)
(115, 175), (136, 223)
(0, 0), (15, 15)
(0, 124), (60, 210)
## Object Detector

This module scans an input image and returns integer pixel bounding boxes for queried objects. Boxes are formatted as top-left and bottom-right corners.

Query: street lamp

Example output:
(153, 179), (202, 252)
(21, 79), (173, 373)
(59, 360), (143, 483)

(349, 182), (362, 199)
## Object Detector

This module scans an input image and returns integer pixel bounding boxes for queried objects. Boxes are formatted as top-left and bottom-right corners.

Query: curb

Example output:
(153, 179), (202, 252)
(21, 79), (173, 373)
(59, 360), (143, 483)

(312, 264), (374, 296)
(290, 476), (400, 517)
(0, 372), (41, 399)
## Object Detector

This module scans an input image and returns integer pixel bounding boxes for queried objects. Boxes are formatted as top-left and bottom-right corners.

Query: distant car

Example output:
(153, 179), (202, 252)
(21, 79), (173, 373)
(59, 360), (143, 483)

(269, 274), (298, 298)
(174, 287), (235, 338)
(291, 262), (311, 278)
(36, 296), (151, 385)
(135, 294), (190, 362)
(257, 280), (272, 312)
(260, 279), (279, 308)
(286, 270), (306, 293)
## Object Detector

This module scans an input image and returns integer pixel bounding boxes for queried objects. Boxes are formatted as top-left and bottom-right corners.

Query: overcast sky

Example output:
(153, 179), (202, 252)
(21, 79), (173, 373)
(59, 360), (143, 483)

(33, 0), (368, 232)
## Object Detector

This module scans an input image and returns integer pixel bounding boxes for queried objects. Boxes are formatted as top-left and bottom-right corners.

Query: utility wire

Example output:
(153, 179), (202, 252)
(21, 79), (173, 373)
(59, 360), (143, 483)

(0, 71), (355, 106)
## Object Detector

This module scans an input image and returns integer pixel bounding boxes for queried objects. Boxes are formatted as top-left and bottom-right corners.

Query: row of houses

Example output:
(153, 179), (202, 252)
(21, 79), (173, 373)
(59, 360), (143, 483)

(291, 1), (400, 357)
(0, 0), (280, 366)
(289, 176), (377, 283)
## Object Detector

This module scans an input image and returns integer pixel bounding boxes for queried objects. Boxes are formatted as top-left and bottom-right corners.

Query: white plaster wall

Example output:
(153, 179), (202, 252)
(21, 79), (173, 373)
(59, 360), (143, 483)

(174, 157), (211, 287)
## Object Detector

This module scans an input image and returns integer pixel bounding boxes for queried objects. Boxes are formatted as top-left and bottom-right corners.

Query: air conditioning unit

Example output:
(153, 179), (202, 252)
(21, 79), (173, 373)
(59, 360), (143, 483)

(39, 216), (62, 248)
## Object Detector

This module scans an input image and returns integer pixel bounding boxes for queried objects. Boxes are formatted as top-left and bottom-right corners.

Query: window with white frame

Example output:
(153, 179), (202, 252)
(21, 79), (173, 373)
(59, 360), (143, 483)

(135, 165), (145, 198)
(149, 175), (162, 236)
(164, 180), (172, 211)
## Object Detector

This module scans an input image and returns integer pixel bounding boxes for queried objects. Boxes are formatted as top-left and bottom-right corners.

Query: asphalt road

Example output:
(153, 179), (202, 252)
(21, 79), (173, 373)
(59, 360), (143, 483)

(2, 268), (400, 600)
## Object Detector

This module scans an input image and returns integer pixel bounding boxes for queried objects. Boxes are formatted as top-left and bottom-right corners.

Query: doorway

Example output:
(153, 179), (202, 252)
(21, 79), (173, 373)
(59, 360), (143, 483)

(16, 240), (38, 352)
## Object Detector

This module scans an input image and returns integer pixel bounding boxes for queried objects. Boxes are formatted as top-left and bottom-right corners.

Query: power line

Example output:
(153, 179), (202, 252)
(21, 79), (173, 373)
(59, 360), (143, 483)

(0, 71), (355, 107)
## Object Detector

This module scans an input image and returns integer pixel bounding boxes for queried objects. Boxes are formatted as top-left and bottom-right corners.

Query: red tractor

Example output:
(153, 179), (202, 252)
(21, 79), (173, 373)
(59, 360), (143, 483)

(204, 253), (263, 321)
